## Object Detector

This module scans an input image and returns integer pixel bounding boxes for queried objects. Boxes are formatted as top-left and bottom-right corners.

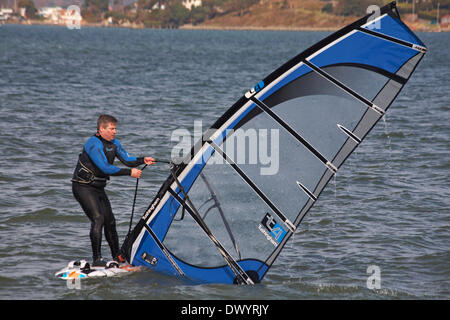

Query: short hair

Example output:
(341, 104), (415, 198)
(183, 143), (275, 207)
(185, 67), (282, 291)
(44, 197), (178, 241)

(97, 114), (118, 131)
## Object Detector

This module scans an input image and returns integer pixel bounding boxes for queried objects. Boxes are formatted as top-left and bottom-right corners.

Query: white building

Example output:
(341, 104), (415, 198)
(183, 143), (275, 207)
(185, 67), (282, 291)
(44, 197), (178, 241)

(182, 0), (202, 10)
(146, 1), (201, 11)
(150, 2), (165, 11)
(0, 8), (13, 20)
(37, 6), (82, 26)
(61, 7), (82, 28)
(39, 7), (63, 22)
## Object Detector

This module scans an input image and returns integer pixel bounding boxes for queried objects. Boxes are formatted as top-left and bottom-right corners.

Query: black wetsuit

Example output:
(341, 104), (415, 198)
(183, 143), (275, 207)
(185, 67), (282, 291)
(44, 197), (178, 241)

(72, 134), (144, 262)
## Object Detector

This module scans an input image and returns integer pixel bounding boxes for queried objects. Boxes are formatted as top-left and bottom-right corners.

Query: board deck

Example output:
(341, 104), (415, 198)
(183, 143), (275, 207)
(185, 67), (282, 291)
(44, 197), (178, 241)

(55, 260), (143, 280)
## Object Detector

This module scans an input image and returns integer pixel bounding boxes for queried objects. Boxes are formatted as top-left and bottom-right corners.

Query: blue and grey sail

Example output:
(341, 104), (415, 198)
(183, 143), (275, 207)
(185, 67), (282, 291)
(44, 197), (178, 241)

(121, 2), (427, 284)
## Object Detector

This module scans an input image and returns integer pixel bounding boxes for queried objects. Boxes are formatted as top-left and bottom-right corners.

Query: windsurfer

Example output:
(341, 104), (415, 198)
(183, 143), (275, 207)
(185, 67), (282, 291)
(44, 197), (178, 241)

(71, 114), (155, 267)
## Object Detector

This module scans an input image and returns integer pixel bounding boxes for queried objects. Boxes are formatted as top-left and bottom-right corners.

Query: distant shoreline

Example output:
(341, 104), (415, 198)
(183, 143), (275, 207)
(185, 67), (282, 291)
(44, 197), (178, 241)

(179, 24), (338, 32)
(182, 21), (448, 32)
(3, 20), (448, 32)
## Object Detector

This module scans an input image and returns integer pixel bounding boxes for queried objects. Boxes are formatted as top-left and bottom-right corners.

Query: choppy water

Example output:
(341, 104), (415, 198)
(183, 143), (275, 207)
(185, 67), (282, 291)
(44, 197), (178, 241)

(0, 24), (448, 300)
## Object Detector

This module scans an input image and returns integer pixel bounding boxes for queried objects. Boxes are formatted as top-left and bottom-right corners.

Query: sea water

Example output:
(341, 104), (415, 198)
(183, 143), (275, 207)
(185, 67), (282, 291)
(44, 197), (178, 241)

(0, 25), (448, 299)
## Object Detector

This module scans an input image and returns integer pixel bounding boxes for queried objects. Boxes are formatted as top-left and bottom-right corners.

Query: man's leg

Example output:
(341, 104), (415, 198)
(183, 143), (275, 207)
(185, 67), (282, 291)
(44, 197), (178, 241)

(100, 191), (120, 261)
(72, 183), (105, 263)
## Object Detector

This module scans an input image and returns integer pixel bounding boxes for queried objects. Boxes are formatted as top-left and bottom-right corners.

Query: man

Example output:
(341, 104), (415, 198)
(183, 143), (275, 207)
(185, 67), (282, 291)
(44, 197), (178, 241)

(72, 114), (155, 267)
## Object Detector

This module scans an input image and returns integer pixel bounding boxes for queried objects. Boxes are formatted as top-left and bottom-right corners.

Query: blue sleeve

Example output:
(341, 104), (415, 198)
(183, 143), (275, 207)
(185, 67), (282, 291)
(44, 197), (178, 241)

(112, 139), (144, 167)
(84, 137), (123, 175)
(113, 139), (137, 162)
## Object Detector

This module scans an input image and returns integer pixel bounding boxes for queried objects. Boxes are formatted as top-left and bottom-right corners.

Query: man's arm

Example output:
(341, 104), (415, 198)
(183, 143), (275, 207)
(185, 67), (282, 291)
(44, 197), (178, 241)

(85, 138), (131, 176)
(112, 139), (145, 168)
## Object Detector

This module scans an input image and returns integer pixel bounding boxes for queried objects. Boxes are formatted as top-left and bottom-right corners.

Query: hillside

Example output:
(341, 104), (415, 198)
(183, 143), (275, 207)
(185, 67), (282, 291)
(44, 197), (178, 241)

(182, 0), (446, 31)
(2, 0), (447, 31)
(189, 0), (356, 30)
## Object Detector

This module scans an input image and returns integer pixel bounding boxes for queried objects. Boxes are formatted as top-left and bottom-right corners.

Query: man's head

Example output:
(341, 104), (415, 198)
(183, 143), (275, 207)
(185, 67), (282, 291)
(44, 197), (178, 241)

(97, 114), (118, 141)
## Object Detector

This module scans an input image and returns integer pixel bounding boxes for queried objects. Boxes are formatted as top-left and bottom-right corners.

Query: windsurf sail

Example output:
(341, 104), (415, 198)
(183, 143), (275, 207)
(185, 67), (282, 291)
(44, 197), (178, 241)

(121, 2), (427, 284)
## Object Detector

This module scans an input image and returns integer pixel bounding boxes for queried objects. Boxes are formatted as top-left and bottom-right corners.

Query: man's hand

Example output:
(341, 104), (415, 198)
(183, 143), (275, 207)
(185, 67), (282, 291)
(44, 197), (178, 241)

(131, 168), (142, 178)
(144, 157), (156, 165)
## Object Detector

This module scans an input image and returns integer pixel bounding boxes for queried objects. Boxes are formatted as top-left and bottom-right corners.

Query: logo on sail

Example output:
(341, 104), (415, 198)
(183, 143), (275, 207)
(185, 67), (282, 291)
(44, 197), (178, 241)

(258, 213), (286, 247)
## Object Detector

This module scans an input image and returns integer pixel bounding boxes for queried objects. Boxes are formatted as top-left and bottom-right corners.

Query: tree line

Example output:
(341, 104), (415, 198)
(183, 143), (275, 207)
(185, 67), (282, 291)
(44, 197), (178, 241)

(81, 0), (260, 28)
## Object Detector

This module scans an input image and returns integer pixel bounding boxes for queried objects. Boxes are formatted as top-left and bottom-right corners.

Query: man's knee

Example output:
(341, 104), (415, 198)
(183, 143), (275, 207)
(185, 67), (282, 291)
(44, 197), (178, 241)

(90, 214), (104, 231)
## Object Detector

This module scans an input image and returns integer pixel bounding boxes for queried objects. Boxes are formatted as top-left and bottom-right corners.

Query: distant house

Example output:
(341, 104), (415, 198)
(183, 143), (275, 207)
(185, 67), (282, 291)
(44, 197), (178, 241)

(182, 0), (202, 10)
(145, 1), (200, 11)
(0, 8), (13, 20)
(37, 6), (81, 26)
(39, 7), (63, 23)
(61, 8), (82, 27)
(150, 1), (165, 10)
(441, 14), (450, 27)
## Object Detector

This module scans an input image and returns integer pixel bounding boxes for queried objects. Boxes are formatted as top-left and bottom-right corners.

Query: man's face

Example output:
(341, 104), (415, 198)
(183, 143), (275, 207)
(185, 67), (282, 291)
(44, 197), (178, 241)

(99, 122), (117, 141)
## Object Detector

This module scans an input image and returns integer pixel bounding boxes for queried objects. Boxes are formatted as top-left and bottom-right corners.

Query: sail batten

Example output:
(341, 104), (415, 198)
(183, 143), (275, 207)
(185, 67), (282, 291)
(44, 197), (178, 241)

(357, 26), (427, 52)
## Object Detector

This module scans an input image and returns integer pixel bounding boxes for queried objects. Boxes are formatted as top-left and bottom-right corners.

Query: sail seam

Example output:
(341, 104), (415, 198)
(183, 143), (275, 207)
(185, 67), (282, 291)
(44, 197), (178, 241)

(303, 59), (386, 116)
